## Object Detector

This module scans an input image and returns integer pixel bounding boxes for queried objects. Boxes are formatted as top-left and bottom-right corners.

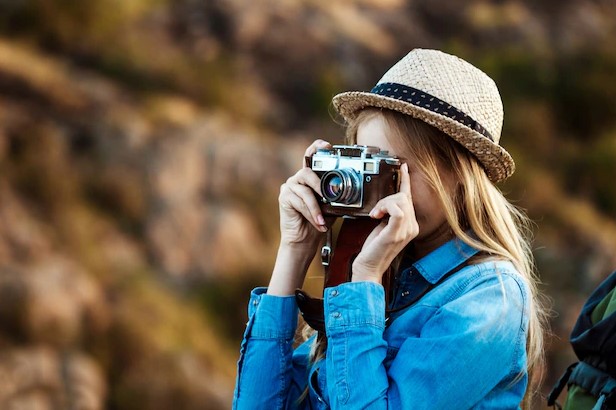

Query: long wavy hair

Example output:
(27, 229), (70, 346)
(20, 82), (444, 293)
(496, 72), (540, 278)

(301, 108), (548, 408)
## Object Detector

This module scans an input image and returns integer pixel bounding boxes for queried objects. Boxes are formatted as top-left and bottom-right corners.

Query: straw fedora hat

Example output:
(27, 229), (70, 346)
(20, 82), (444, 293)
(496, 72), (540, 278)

(332, 49), (514, 182)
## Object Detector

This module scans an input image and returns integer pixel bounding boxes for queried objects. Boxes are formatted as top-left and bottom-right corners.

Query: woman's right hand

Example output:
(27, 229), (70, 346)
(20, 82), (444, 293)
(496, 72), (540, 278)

(267, 139), (332, 296)
(278, 139), (332, 249)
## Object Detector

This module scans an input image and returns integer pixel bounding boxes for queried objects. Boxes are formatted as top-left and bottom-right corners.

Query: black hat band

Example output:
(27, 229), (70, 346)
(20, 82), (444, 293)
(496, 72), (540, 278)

(371, 82), (494, 142)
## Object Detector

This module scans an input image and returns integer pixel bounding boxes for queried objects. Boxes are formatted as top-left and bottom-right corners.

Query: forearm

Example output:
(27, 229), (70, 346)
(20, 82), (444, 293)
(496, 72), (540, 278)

(267, 244), (317, 296)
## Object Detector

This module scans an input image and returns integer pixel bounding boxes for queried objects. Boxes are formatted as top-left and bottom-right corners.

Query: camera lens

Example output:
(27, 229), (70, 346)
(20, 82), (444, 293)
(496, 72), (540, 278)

(324, 175), (343, 198)
(320, 169), (361, 204)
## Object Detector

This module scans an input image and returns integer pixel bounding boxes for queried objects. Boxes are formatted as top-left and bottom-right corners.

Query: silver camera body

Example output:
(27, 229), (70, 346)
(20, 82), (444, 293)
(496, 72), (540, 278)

(309, 145), (401, 217)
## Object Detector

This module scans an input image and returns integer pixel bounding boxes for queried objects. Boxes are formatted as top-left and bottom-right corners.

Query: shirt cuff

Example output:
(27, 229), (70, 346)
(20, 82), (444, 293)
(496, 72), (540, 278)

(323, 281), (386, 334)
(248, 287), (299, 339)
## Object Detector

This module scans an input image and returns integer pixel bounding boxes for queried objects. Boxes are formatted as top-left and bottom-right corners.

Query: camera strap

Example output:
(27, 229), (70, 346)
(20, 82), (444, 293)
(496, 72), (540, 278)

(295, 217), (384, 337)
(325, 217), (380, 288)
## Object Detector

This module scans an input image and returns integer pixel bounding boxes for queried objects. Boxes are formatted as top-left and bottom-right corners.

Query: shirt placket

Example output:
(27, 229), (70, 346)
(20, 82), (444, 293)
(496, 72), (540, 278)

(390, 267), (432, 311)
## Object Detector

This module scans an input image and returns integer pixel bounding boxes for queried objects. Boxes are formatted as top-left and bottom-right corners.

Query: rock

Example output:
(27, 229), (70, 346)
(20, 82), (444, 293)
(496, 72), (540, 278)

(0, 257), (109, 348)
(0, 347), (105, 410)
(116, 352), (229, 410)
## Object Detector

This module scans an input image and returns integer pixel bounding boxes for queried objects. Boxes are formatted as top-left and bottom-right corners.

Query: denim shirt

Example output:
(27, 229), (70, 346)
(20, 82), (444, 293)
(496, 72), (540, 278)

(233, 238), (530, 409)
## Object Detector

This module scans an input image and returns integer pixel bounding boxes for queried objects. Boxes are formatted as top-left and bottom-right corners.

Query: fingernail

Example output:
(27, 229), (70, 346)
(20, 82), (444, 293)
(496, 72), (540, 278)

(369, 209), (377, 218)
(402, 163), (408, 172)
(317, 215), (325, 225)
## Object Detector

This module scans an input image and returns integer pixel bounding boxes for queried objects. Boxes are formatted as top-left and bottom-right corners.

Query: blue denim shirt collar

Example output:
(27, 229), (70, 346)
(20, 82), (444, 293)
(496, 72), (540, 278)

(413, 236), (480, 284)
(387, 236), (481, 313)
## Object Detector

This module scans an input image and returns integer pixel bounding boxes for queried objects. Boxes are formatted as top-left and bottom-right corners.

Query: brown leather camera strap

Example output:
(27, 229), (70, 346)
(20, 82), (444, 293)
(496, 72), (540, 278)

(324, 218), (380, 288)
(296, 218), (382, 337)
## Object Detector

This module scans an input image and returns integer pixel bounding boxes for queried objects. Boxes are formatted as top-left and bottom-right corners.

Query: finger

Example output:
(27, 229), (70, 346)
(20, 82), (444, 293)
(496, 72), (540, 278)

(288, 167), (324, 197)
(371, 202), (407, 242)
(279, 184), (314, 225)
(282, 176), (324, 223)
(303, 139), (332, 168)
(289, 195), (327, 233)
(287, 183), (326, 228)
(369, 198), (415, 240)
(369, 193), (406, 220)
(304, 139), (332, 157)
(370, 200), (404, 221)
(398, 163), (411, 196)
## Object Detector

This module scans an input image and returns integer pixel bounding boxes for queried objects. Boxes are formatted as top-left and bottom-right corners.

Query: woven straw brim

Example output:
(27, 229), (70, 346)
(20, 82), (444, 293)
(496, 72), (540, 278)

(333, 91), (515, 183)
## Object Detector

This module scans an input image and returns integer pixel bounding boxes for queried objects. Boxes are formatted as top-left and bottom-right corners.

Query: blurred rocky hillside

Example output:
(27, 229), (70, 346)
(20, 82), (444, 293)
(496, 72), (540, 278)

(0, 0), (615, 408)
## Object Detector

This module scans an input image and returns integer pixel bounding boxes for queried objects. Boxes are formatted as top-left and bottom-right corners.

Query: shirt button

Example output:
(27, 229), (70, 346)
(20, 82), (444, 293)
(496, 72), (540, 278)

(401, 291), (410, 297)
(252, 299), (259, 306)
(332, 311), (341, 319)
(330, 289), (338, 297)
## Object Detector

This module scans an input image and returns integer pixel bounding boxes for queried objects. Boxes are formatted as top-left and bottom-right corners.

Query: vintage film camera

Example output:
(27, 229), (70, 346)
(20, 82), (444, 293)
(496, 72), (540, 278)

(308, 145), (401, 217)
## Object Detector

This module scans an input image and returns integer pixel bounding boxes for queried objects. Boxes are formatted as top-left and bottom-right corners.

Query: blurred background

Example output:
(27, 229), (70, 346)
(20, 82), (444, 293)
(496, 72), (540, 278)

(0, 0), (615, 408)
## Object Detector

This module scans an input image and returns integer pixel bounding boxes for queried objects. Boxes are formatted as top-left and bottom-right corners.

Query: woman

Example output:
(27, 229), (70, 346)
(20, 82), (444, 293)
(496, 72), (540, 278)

(233, 49), (547, 409)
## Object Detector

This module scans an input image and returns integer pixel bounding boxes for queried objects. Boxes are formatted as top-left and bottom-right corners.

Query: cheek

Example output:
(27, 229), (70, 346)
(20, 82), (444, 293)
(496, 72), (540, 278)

(408, 180), (429, 214)
(410, 178), (445, 220)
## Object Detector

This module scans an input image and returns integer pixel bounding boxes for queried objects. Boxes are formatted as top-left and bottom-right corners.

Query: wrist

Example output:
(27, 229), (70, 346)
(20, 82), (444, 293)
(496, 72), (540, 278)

(351, 259), (384, 284)
(267, 244), (317, 296)
(279, 233), (322, 251)
(351, 273), (382, 284)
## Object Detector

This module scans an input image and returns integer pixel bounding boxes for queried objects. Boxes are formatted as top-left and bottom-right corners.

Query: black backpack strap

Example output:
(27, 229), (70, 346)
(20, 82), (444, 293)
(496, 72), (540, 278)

(602, 388), (616, 410)
(547, 362), (578, 407)
(570, 271), (616, 376)
(548, 361), (616, 409)
(568, 361), (616, 410)
(596, 381), (616, 410)
(570, 362), (612, 398)
(549, 271), (616, 410)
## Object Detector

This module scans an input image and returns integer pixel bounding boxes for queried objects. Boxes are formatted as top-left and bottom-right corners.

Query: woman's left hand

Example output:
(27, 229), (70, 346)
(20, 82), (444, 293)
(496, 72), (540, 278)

(352, 163), (419, 283)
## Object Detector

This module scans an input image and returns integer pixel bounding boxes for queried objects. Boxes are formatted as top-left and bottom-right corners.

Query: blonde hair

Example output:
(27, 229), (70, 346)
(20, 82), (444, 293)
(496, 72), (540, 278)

(302, 108), (547, 408)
